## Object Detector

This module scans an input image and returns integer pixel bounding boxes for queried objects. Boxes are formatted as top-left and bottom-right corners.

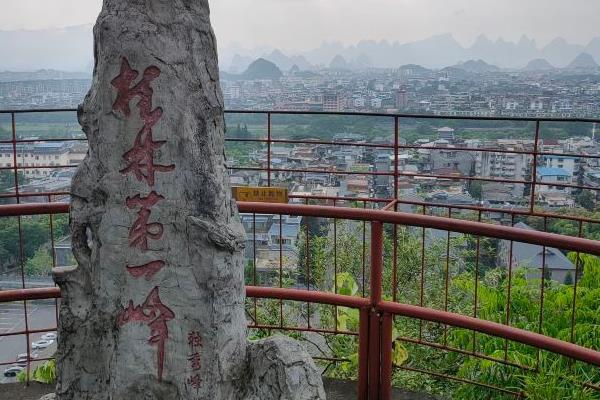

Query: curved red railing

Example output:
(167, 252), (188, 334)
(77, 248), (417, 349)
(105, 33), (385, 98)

(2, 108), (600, 398)
(1, 201), (600, 399)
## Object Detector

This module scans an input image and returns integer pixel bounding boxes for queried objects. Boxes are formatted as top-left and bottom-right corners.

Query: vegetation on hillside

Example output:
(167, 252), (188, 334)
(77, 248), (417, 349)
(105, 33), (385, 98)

(250, 216), (600, 399)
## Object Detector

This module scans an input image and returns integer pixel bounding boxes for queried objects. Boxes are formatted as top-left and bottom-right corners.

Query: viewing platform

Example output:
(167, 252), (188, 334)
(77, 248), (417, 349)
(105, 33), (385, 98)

(1, 109), (599, 399)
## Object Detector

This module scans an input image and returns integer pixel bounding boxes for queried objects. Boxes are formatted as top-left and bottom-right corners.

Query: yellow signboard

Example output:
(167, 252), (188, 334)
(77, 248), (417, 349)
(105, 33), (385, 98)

(232, 186), (289, 203)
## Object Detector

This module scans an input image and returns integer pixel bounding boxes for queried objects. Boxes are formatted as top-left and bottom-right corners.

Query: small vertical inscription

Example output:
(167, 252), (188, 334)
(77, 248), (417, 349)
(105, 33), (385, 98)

(186, 331), (203, 392)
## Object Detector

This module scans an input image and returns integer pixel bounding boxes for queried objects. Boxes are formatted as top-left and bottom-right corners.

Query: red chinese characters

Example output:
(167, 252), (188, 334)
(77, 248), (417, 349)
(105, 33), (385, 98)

(118, 287), (175, 382)
(113, 57), (176, 383)
(126, 260), (165, 281)
(120, 125), (175, 187)
(126, 192), (164, 250)
(112, 58), (174, 187)
(188, 331), (203, 348)
(187, 330), (203, 392)
(187, 374), (202, 391)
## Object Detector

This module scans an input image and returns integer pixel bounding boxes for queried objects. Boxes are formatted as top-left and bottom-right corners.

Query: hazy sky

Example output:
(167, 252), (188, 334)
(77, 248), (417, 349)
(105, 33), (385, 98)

(1, 0), (599, 49)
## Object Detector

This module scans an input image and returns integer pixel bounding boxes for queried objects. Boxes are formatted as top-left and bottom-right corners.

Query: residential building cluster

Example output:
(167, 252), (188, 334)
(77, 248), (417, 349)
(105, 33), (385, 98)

(0, 79), (90, 109)
(221, 67), (600, 118)
(228, 126), (600, 211)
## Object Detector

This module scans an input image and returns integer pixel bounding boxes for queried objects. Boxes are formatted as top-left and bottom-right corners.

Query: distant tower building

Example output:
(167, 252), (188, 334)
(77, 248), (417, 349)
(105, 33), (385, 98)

(395, 89), (409, 109)
(322, 92), (342, 112)
(374, 152), (392, 198)
(437, 127), (455, 141)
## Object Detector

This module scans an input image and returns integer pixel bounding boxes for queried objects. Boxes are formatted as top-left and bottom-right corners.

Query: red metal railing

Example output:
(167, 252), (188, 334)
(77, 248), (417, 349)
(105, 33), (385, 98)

(2, 108), (600, 215)
(1, 201), (600, 399)
(1, 109), (600, 397)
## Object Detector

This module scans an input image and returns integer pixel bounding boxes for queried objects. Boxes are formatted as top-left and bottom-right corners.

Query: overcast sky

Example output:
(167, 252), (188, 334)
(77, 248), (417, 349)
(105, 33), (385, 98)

(0, 0), (599, 49)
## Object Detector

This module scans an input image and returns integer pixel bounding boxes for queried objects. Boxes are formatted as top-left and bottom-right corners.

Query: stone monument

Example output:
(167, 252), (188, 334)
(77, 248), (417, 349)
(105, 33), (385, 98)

(52, 1), (325, 399)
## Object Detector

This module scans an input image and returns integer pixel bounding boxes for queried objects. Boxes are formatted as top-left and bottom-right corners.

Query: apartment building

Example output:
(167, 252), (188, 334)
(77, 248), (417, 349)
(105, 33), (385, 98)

(0, 142), (75, 177)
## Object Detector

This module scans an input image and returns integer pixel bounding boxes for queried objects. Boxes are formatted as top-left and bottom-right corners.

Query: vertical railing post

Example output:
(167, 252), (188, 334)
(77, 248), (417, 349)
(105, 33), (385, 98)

(370, 222), (383, 306)
(368, 309), (381, 400)
(380, 313), (394, 400)
(529, 120), (540, 213)
(369, 222), (384, 399)
(393, 116), (399, 202)
(11, 112), (20, 204)
(358, 308), (370, 400)
(267, 112), (272, 187)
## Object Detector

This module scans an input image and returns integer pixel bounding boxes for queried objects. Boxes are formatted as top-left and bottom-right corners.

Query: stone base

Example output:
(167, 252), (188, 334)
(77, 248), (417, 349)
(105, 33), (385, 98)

(40, 336), (325, 400)
(244, 336), (326, 400)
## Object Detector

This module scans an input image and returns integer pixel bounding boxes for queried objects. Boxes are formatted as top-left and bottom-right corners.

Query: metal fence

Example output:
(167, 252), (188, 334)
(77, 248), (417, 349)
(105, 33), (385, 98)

(1, 109), (600, 398)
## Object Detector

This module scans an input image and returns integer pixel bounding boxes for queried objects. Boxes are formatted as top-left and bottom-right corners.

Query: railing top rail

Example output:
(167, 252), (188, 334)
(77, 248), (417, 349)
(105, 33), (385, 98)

(1, 107), (600, 123)
(226, 109), (600, 123)
(237, 202), (600, 254)
(2, 201), (599, 255)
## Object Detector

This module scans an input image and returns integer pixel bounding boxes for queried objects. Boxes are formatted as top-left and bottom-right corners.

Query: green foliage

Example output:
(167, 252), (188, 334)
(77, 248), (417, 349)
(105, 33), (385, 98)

(0, 123), (9, 141)
(25, 247), (53, 276)
(33, 359), (57, 384)
(0, 170), (28, 198)
(468, 180), (483, 200)
(575, 190), (596, 211)
(0, 170), (15, 192)
(247, 215), (600, 399)
(568, 253), (600, 290)
(521, 357), (598, 400)
(245, 260), (255, 285)
(447, 256), (600, 399)
(335, 273), (360, 332)
(17, 359), (57, 384)
(524, 208), (600, 240)
(0, 214), (69, 272)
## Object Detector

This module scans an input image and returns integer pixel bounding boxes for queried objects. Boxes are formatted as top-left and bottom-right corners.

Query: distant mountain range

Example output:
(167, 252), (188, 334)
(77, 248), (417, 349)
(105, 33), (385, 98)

(451, 59), (500, 73)
(524, 58), (555, 71)
(225, 34), (600, 72)
(0, 25), (599, 73)
(218, 51), (599, 82)
(567, 53), (599, 69)
(221, 58), (284, 80)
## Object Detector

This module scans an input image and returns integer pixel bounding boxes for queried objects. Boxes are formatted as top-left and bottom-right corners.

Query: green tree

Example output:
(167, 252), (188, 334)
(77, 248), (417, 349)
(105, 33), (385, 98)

(575, 190), (596, 211)
(17, 359), (56, 384)
(416, 123), (432, 137)
(0, 214), (69, 270)
(0, 124), (9, 141)
(564, 271), (573, 285)
(468, 180), (483, 200)
(0, 170), (28, 198)
(446, 255), (600, 399)
(25, 247), (53, 276)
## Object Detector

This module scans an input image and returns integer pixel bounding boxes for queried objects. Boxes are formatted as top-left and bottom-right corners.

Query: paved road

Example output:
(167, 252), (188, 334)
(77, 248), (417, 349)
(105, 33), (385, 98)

(0, 301), (58, 384)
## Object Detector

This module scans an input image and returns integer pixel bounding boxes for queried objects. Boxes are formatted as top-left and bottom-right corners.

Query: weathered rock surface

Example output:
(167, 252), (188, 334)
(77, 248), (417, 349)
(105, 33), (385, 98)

(244, 336), (327, 400)
(53, 0), (324, 399)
